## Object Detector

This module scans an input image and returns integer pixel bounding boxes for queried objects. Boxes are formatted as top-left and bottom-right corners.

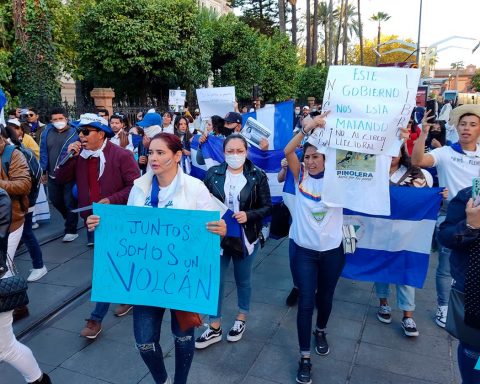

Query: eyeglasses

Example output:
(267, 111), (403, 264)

(27, 113), (35, 117)
(76, 128), (100, 136)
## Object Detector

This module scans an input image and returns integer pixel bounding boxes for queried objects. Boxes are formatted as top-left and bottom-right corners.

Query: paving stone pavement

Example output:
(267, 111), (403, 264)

(0, 226), (461, 383)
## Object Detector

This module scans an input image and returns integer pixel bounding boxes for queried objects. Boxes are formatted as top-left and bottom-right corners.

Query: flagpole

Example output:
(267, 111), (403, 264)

(416, 0), (423, 66)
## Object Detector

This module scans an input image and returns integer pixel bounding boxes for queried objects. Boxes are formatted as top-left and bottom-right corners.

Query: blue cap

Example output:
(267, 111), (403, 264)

(137, 112), (162, 127)
(71, 113), (114, 138)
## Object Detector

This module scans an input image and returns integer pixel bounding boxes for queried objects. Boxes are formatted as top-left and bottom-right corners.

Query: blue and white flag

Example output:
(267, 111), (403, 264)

(242, 100), (294, 151)
(0, 88), (6, 127)
(343, 186), (442, 288)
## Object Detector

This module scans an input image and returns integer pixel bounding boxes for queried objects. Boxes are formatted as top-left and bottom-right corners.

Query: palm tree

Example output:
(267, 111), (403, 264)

(357, 0), (364, 65)
(334, 0), (344, 65)
(328, 0), (334, 65)
(312, 0), (319, 65)
(289, 0), (298, 45)
(342, 0), (349, 64)
(451, 61), (464, 90)
(370, 11), (391, 66)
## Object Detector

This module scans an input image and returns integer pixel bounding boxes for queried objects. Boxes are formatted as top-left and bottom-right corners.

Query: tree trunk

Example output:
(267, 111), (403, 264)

(328, 0), (333, 65)
(306, 0), (311, 66)
(324, 18), (329, 65)
(312, 0), (318, 65)
(375, 22), (381, 66)
(279, 0), (286, 33)
(290, 0), (297, 45)
(342, 0), (348, 64)
(357, 0), (364, 65)
(12, 0), (27, 44)
(334, 0), (344, 65)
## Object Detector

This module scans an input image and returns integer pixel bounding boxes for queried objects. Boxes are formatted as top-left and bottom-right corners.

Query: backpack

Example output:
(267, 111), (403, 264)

(2, 144), (42, 207)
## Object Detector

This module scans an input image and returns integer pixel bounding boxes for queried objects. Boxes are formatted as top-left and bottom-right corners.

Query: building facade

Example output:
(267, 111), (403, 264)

(433, 64), (477, 93)
(198, 0), (230, 15)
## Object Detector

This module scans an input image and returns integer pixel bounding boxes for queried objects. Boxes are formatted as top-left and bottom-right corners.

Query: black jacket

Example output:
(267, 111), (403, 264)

(204, 159), (272, 252)
(0, 188), (12, 278)
(438, 187), (476, 293)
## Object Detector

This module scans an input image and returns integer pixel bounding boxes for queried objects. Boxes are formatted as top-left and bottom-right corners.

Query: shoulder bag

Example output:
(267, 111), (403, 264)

(0, 252), (29, 313)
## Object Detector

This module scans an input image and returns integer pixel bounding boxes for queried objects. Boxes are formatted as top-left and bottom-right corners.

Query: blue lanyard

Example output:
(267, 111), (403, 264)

(150, 176), (160, 208)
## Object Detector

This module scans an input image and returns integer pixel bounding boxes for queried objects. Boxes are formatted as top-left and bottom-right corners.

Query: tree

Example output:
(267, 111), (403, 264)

(296, 64), (328, 101)
(305, 0), (311, 65)
(229, 0), (278, 36)
(13, 0), (61, 107)
(311, 0), (318, 65)
(370, 11), (391, 66)
(76, 0), (213, 99)
(352, 35), (416, 66)
(471, 69), (480, 92)
(259, 32), (298, 102)
(278, 0), (286, 33)
(451, 61), (464, 91)
(357, 0), (364, 65)
(289, 0), (297, 45)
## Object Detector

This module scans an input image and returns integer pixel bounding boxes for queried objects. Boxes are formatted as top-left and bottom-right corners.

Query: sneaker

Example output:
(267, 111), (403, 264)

(313, 330), (330, 355)
(80, 319), (102, 339)
(401, 317), (419, 337)
(286, 287), (299, 306)
(435, 305), (448, 328)
(87, 242), (94, 247)
(114, 304), (133, 317)
(227, 319), (246, 342)
(296, 358), (312, 384)
(195, 326), (222, 349)
(63, 233), (79, 242)
(163, 377), (171, 384)
(377, 305), (392, 324)
(31, 222), (40, 230)
(27, 266), (48, 282)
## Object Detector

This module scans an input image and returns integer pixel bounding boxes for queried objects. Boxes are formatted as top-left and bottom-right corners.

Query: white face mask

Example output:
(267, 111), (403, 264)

(295, 109), (301, 115)
(225, 154), (246, 170)
(53, 121), (67, 130)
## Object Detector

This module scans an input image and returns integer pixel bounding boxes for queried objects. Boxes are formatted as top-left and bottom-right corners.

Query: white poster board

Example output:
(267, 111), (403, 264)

(321, 65), (421, 156)
(169, 89), (186, 112)
(196, 87), (235, 118)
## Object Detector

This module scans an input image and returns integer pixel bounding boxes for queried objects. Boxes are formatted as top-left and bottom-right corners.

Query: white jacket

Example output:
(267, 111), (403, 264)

(127, 166), (217, 212)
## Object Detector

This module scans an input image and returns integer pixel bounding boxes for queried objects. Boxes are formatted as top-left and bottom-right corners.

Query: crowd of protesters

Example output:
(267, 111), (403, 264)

(1, 96), (479, 384)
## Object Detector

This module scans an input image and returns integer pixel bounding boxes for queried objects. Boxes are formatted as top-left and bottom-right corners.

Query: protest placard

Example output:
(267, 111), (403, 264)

(196, 86), (235, 118)
(91, 203), (221, 314)
(321, 65), (421, 156)
(169, 89), (186, 113)
(241, 117), (271, 149)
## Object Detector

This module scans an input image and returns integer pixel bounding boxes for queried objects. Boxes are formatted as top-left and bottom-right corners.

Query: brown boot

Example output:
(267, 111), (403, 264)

(80, 319), (102, 339)
(13, 305), (29, 322)
(114, 304), (133, 317)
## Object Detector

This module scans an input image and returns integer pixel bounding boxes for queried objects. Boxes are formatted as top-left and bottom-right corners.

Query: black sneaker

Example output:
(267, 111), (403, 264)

(195, 326), (222, 349)
(286, 287), (299, 306)
(313, 330), (330, 355)
(401, 317), (419, 337)
(296, 358), (312, 384)
(227, 320), (246, 342)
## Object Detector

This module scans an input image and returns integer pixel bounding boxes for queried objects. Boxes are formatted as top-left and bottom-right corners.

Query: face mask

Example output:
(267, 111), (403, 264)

(295, 109), (301, 115)
(225, 154), (246, 170)
(53, 121), (67, 130)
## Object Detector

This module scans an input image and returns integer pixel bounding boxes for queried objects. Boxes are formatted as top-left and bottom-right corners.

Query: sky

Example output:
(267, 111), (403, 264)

(297, 0), (480, 69)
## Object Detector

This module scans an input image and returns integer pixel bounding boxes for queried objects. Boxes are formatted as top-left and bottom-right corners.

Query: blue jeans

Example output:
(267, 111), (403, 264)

(374, 283), (415, 312)
(291, 240), (345, 354)
(209, 243), (259, 322)
(133, 306), (194, 384)
(48, 179), (78, 235)
(289, 239), (298, 288)
(458, 343), (480, 384)
(436, 204), (452, 306)
(21, 212), (44, 269)
(90, 302), (110, 323)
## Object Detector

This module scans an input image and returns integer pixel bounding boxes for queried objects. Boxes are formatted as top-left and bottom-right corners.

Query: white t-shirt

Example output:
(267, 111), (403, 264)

(161, 124), (174, 134)
(430, 145), (480, 200)
(289, 165), (343, 252)
(223, 170), (257, 255)
(390, 165), (433, 187)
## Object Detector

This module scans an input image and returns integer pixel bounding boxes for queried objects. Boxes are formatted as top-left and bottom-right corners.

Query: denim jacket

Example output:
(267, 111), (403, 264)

(39, 124), (78, 176)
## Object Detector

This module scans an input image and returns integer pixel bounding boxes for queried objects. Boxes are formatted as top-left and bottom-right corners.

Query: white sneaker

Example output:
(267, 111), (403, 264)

(62, 233), (79, 242)
(31, 222), (39, 229)
(27, 266), (48, 282)
(435, 305), (448, 328)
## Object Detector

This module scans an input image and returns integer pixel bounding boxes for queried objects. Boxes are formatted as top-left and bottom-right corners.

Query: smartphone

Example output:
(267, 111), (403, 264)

(426, 100), (436, 120)
(473, 177), (480, 207)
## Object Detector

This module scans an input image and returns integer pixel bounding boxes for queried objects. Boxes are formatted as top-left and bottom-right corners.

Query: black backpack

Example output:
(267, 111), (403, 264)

(2, 144), (42, 207)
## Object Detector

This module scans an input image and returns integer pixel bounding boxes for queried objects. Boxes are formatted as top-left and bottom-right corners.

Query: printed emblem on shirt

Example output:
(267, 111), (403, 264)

(336, 149), (375, 180)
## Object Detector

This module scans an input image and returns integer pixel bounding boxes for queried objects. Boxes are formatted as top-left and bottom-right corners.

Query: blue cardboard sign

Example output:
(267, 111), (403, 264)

(91, 203), (221, 315)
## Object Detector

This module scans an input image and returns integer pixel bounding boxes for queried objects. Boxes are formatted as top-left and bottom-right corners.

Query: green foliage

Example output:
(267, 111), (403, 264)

(296, 65), (328, 102)
(76, 0), (213, 99)
(472, 69), (480, 92)
(13, 0), (61, 107)
(259, 32), (298, 102)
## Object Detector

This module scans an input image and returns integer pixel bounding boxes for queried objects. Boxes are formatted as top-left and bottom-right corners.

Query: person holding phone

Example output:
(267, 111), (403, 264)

(412, 104), (480, 329)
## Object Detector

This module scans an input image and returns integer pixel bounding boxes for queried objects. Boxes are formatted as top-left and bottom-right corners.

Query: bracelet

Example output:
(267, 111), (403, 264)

(301, 127), (310, 136)
(466, 224), (480, 230)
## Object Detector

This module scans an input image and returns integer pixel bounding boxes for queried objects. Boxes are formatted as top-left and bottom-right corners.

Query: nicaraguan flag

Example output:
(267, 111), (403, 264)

(343, 186), (442, 288)
(242, 100), (294, 151)
(0, 88), (6, 127)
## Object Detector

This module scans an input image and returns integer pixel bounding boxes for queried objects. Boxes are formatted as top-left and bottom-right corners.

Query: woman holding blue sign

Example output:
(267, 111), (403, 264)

(284, 112), (345, 384)
(195, 133), (272, 349)
(86, 133), (226, 384)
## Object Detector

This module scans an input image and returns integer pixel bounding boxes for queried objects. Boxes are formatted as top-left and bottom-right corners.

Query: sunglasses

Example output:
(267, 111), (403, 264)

(27, 113), (35, 117)
(76, 128), (100, 136)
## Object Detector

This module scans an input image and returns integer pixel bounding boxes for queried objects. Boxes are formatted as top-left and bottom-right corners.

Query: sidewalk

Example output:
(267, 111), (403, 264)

(1, 235), (460, 383)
